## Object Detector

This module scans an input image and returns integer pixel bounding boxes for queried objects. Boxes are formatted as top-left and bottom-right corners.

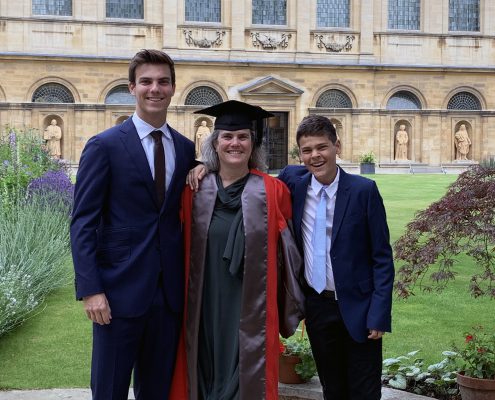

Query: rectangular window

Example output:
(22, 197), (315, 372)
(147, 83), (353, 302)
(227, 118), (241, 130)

(317, 0), (350, 28)
(252, 0), (286, 25)
(388, 0), (420, 30)
(106, 0), (144, 19)
(185, 0), (221, 22)
(449, 0), (479, 31)
(32, 0), (72, 16)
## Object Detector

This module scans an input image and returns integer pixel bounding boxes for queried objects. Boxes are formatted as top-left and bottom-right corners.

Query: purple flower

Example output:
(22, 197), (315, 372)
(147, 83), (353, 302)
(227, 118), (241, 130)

(9, 130), (16, 147)
(27, 170), (74, 208)
(2, 160), (9, 167)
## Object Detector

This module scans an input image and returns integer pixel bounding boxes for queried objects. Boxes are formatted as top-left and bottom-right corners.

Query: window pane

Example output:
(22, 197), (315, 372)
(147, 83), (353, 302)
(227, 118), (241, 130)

(316, 90), (352, 108)
(32, 83), (74, 103)
(105, 85), (136, 105)
(447, 92), (481, 110)
(449, 0), (479, 31)
(252, 0), (286, 25)
(317, 0), (350, 28)
(185, 0), (221, 22)
(388, 0), (420, 30)
(386, 91), (421, 110)
(32, 0), (72, 16)
(185, 86), (223, 106)
(106, 0), (144, 19)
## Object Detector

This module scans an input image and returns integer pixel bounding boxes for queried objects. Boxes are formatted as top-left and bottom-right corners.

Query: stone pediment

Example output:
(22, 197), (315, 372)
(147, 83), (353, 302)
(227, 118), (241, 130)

(239, 76), (304, 97)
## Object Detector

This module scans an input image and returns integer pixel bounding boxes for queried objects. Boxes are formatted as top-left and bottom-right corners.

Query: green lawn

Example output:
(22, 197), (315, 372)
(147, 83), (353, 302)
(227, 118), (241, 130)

(0, 173), (494, 389)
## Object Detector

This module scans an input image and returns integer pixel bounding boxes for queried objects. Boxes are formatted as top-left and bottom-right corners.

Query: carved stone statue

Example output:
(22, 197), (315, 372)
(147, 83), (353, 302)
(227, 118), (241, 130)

(44, 119), (62, 158)
(454, 124), (471, 161)
(195, 121), (210, 159)
(395, 125), (409, 161)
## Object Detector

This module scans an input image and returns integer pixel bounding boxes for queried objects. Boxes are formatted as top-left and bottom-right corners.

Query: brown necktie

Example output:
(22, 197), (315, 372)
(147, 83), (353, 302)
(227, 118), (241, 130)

(150, 130), (165, 206)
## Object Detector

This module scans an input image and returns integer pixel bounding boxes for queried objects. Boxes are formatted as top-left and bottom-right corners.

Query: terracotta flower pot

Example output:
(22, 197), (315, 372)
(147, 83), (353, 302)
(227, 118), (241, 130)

(456, 372), (495, 400)
(279, 354), (306, 384)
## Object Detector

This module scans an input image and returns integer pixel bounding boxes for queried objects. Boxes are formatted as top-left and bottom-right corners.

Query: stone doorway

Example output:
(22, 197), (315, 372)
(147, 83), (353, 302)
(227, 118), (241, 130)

(265, 111), (289, 172)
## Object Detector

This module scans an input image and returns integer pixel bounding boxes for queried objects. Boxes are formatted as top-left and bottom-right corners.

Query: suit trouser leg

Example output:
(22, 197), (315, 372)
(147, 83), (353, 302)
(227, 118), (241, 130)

(304, 293), (382, 400)
(133, 286), (181, 400)
(91, 316), (140, 400)
(91, 286), (180, 400)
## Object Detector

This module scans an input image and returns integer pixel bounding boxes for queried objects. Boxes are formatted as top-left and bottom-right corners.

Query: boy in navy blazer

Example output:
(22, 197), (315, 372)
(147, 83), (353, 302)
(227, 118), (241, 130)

(278, 115), (394, 400)
(70, 50), (196, 400)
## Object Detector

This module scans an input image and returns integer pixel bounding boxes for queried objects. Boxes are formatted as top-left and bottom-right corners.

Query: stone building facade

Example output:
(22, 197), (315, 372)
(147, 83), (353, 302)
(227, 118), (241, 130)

(0, 0), (494, 169)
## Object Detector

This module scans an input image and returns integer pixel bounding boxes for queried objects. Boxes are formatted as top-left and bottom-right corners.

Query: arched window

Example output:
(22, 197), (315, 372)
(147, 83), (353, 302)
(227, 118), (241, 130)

(252, 0), (286, 25)
(105, 85), (136, 105)
(316, 90), (352, 108)
(449, 0), (479, 31)
(32, 0), (72, 16)
(185, 86), (223, 106)
(388, 0), (420, 30)
(32, 83), (74, 103)
(185, 0), (221, 22)
(447, 92), (481, 110)
(317, 0), (350, 28)
(106, 0), (143, 19)
(386, 91), (421, 110)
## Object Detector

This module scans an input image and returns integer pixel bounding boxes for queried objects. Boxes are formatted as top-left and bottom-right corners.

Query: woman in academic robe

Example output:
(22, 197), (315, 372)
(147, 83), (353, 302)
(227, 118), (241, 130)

(170, 100), (305, 400)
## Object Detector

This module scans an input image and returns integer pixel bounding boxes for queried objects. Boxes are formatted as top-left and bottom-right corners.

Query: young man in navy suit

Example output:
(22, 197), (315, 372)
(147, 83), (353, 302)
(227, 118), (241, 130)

(70, 50), (196, 400)
(278, 115), (394, 400)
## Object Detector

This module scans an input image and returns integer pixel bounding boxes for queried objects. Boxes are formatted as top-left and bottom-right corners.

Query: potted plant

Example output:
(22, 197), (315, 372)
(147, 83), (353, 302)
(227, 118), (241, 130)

(453, 326), (495, 399)
(279, 323), (317, 383)
(358, 151), (376, 174)
(289, 143), (301, 164)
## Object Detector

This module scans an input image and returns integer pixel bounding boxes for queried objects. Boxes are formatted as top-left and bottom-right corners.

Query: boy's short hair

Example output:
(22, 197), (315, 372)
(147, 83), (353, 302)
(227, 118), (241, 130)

(296, 115), (337, 145)
(128, 49), (176, 85)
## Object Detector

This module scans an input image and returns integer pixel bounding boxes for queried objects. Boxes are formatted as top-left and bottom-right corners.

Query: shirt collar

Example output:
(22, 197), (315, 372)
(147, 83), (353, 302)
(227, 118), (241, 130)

(310, 167), (340, 198)
(132, 112), (172, 141)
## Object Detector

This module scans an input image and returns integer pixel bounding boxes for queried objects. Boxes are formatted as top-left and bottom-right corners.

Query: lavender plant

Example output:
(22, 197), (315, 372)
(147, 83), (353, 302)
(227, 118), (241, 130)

(0, 127), (73, 336)
(0, 193), (72, 336)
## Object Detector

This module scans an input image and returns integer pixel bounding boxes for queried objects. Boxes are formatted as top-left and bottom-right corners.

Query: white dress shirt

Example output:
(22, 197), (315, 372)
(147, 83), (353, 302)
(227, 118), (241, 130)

(132, 113), (176, 191)
(301, 168), (340, 293)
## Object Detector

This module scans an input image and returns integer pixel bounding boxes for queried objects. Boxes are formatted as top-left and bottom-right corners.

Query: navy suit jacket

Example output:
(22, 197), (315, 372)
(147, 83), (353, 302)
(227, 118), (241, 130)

(278, 165), (394, 343)
(70, 117), (196, 317)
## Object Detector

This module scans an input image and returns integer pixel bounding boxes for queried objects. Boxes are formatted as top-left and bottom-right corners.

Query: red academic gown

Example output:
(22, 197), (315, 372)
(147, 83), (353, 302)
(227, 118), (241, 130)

(170, 169), (304, 400)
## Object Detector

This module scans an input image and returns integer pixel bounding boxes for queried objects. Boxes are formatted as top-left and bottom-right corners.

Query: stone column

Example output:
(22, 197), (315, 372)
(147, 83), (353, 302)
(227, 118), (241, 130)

(296, 0), (310, 53)
(163, 0), (178, 49)
(231, 0), (246, 50)
(359, 0), (374, 63)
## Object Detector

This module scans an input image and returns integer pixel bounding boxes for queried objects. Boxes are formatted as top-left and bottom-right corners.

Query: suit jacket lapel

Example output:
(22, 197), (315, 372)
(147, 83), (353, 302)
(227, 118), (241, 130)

(119, 118), (158, 207)
(332, 167), (351, 243)
(293, 172), (311, 246)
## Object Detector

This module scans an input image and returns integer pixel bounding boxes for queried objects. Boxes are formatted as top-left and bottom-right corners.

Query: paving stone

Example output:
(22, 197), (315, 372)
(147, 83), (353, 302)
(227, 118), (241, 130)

(0, 384), (433, 400)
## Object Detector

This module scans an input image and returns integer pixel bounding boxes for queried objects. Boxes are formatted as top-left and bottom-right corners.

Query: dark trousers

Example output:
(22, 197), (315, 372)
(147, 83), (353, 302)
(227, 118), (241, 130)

(91, 286), (180, 400)
(304, 291), (382, 400)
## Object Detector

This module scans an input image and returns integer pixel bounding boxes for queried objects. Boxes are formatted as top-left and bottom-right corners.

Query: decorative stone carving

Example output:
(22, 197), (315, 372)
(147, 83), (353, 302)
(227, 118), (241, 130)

(195, 120), (210, 159)
(183, 30), (225, 48)
(395, 124), (409, 161)
(251, 32), (292, 49)
(314, 34), (355, 52)
(44, 119), (62, 158)
(454, 124), (471, 161)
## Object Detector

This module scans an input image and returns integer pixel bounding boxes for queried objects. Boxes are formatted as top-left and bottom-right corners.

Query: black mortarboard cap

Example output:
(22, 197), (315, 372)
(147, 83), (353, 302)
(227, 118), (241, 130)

(194, 100), (273, 146)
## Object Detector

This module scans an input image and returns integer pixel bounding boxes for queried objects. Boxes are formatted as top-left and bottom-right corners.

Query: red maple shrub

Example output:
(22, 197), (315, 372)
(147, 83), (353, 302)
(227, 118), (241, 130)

(394, 165), (495, 299)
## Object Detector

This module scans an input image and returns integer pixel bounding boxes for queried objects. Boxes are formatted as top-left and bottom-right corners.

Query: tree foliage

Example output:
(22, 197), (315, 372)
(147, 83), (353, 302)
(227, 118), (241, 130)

(394, 165), (495, 299)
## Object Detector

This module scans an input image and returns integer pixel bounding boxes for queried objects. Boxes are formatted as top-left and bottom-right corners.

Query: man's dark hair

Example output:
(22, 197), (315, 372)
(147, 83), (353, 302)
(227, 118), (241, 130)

(128, 49), (176, 85)
(296, 115), (337, 145)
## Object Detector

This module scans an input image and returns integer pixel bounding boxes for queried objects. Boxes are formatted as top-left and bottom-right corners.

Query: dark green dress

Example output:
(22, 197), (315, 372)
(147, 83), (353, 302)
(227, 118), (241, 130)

(197, 174), (248, 400)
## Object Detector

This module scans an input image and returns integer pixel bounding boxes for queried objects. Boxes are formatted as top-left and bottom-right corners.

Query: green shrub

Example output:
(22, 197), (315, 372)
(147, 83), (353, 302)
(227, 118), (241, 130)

(0, 127), (73, 337)
(0, 127), (63, 206)
(0, 193), (72, 336)
(382, 350), (459, 399)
